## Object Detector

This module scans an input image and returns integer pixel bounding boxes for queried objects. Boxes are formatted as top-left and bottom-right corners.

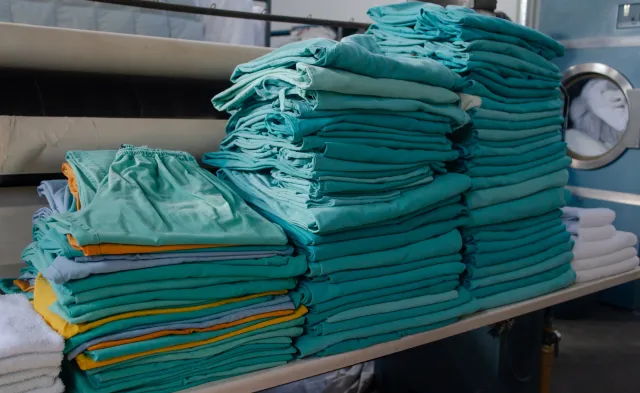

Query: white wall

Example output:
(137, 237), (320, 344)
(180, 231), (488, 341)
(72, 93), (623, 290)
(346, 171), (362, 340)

(497, 0), (519, 22)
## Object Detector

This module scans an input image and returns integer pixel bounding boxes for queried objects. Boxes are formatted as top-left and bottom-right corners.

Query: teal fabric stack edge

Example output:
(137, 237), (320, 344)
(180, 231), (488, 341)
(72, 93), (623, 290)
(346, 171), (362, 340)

(367, 2), (575, 312)
(203, 33), (479, 360)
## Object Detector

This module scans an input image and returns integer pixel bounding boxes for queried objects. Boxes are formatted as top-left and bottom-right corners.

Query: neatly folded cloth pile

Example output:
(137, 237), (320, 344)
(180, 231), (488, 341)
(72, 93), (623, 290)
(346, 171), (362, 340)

(203, 34), (479, 358)
(367, 2), (575, 310)
(20, 145), (308, 393)
(0, 294), (65, 393)
(564, 207), (639, 282)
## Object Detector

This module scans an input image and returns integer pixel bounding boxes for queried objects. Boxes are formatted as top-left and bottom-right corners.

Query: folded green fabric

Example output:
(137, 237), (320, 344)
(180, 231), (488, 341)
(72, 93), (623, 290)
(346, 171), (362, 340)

(308, 229), (463, 276)
(477, 96), (564, 113)
(470, 107), (562, 122)
(475, 269), (575, 311)
(466, 232), (570, 268)
(479, 131), (560, 148)
(459, 133), (562, 159)
(84, 316), (305, 362)
(470, 157), (571, 190)
(476, 125), (561, 142)
(47, 146), (288, 247)
(466, 151), (566, 177)
(305, 215), (466, 262)
(469, 142), (566, 166)
(304, 280), (459, 326)
(295, 263), (465, 306)
(467, 187), (570, 228)
(321, 254), (462, 284)
(220, 170), (471, 234)
(463, 217), (562, 243)
(465, 170), (568, 209)
(465, 224), (567, 254)
(466, 252), (573, 290)
(54, 279), (297, 324)
(473, 116), (564, 131)
(469, 68), (560, 89)
(466, 72), (559, 97)
(471, 264), (572, 298)
(308, 290), (466, 336)
(296, 289), (477, 357)
(317, 318), (457, 357)
(464, 209), (562, 234)
(467, 241), (573, 279)
(231, 34), (466, 90)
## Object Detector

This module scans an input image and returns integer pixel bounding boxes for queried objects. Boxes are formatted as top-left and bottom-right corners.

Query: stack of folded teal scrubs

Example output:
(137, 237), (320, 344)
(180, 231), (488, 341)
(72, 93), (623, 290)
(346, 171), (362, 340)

(368, 2), (576, 310)
(22, 146), (308, 393)
(203, 34), (480, 358)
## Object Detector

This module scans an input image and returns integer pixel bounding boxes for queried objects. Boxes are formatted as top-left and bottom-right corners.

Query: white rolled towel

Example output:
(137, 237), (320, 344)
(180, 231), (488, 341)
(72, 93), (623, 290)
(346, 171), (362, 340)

(0, 368), (59, 387)
(572, 231), (638, 260)
(562, 207), (616, 228)
(572, 247), (638, 271)
(24, 378), (64, 393)
(575, 257), (639, 283)
(564, 223), (616, 242)
(0, 375), (57, 393)
(0, 353), (63, 376)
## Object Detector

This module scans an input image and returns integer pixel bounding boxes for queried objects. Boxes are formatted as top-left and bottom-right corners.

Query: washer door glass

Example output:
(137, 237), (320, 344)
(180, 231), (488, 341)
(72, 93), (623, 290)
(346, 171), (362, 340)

(563, 64), (632, 169)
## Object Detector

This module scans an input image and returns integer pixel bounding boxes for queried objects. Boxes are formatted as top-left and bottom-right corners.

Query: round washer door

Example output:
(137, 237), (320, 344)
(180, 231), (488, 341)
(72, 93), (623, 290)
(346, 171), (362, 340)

(563, 63), (634, 170)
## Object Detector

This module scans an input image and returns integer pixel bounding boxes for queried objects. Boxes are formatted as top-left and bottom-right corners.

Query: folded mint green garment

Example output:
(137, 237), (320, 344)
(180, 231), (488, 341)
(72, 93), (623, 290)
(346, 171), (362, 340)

(303, 210), (466, 262)
(320, 254), (462, 284)
(465, 170), (568, 209)
(416, 6), (564, 58)
(220, 170), (471, 234)
(304, 280), (459, 326)
(326, 290), (458, 323)
(466, 151), (566, 178)
(65, 150), (116, 209)
(478, 96), (564, 113)
(88, 332), (295, 378)
(470, 68), (561, 90)
(464, 81), (560, 105)
(465, 224), (566, 254)
(471, 157), (571, 190)
(296, 289), (478, 357)
(317, 318), (457, 357)
(466, 252), (572, 290)
(473, 116), (564, 131)
(84, 316), (304, 362)
(230, 34), (466, 91)
(64, 295), (282, 354)
(54, 278), (298, 324)
(467, 188), (569, 228)
(309, 290), (465, 336)
(47, 146), (287, 248)
(367, 2), (428, 26)
(468, 73), (559, 99)
(215, 63), (461, 112)
(466, 232), (570, 268)
(465, 209), (562, 234)
(308, 229), (463, 276)
(476, 125), (561, 142)
(62, 256), (305, 293)
(88, 347), (296, 391)
(295, 263), (465, 306)
(459, 133), (562, 159)
(470, 142), (566, 165)
(38, 223), (84, 258)
(282, 90), (469, 126)
(472, 264), (571, 299)
(475, 269), (575, 311)
(464, 217), (562, 243)
(467, 242), (573, 279)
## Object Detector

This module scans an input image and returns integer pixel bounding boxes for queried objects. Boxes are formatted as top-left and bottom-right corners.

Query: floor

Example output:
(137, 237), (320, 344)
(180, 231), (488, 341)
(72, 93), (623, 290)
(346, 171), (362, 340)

(551, 300), (640, 393)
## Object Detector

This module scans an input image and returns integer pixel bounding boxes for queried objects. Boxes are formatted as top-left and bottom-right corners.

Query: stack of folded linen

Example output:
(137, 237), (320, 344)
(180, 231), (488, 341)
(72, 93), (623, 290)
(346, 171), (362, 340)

(21, 145), (308, 393)
(0, 294), (65, 393)
(367, 2), (575, 310)
(203, 34), (479, 358)
(564, 207), (639, 282)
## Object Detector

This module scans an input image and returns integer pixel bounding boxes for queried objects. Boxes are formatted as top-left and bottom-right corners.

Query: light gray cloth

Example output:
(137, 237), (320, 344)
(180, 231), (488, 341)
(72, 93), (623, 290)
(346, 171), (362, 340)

(66, 297), (293, 359)
(262, 362), (374, 393)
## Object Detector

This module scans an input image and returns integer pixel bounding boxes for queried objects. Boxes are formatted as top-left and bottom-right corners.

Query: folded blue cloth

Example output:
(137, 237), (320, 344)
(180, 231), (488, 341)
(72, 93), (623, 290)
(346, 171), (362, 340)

(231, 34), (466, 91)
(37, 180), (76, 214)
(475, 269), (575, 311)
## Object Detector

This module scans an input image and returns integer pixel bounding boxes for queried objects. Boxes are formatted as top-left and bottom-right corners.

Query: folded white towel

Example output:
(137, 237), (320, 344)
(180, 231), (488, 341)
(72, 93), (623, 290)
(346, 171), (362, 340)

(562, 207), (616, 228)
(575, 257), (639, 283)
(564, 222), (616, 242)
(27, 378), (64, 393)
(572, 231), (638, 260)
(572, 247), (638, 271)
(0, 368), (59, 387)
(0, 375), (56, 393)
(0, 353), (63, 375)
(0, 295), (64, 359)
